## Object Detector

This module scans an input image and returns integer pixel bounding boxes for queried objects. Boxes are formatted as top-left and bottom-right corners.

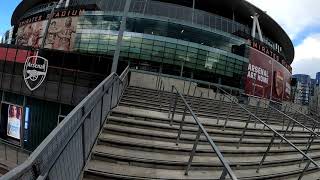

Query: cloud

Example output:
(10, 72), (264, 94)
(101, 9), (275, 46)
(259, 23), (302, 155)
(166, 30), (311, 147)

(247, 0), (320, 40)
(248, 0), (320, 78)
(291, 33), (320, 77)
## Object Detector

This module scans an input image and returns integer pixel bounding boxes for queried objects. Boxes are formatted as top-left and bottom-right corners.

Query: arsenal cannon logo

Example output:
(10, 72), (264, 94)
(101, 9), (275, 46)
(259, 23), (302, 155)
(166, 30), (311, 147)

(23, 56), (48, 91)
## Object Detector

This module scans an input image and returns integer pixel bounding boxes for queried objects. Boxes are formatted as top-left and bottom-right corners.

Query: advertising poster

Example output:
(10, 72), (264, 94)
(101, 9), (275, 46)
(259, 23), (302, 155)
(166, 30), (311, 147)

(7, 104), (23, 139)
(16, 8), (84, 51)
(245, 47), (291, 101)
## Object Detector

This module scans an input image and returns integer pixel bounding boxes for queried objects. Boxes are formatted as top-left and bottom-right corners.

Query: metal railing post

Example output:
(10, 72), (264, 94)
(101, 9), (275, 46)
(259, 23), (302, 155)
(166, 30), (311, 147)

(159, 82), (165, 112)
(237, 114), (252, 149)
(219, 168), (228, 180)
(176, 106), (188, 145)
(281, 105), (288, 130)
(261, 107), (271, 134)
(253, 100), (260, 128)
(298, 160), (311, 180)
(4, 144), (7, 160)
(190, 86), (197, 109)
(279, 120), (292, 148)
(300, 134), (315, 166)
(223, 101), (233, 131)
(168, 85), (174, 119)
(216, 95), (223, 125)
(289, 122), (296, 135)
(196, 92), (203, 115)
(16, 148), (19, 164)
(170, 92), (179, 126)
(256, 133), (276, 173)
(185, 128), (202, 175)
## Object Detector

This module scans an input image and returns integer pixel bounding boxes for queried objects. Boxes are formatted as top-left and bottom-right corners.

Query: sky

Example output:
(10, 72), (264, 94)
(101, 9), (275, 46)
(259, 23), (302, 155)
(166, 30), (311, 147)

(248, 0), (320, 78)
(0, 0), (320, 78)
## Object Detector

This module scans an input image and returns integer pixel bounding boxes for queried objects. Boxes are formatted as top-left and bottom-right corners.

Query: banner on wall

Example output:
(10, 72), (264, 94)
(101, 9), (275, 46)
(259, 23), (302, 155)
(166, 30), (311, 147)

(245, 47), (291, 101)
(7, 104), (23, 140)
(16, 8), (84, 51)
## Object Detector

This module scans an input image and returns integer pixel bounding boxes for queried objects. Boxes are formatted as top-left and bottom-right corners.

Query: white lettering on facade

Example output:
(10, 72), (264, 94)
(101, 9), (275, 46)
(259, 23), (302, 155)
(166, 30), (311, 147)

(247, 64), (269, 84)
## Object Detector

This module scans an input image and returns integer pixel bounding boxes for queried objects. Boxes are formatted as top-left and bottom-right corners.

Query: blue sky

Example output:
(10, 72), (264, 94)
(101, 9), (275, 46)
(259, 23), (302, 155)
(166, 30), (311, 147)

(0, 0), (21, 36)
(1, 0), (320, 78)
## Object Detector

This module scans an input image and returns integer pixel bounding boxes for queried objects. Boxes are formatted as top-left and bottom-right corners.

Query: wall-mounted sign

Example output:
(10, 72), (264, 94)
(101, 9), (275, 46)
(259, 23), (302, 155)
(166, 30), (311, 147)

(16, 7), (85, 51)
(23, 55), (48, 91)
(7, 104), (23, 140)
(245, 47), (291, 101)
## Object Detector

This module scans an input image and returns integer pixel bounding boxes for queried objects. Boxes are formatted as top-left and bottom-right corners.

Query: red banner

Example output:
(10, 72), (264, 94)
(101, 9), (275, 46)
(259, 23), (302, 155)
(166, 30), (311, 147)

(245, 47), (291, 101)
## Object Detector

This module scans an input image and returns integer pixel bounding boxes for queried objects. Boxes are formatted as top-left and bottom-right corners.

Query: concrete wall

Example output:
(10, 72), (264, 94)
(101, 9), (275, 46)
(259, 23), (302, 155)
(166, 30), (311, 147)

(129, 71), (235, 102)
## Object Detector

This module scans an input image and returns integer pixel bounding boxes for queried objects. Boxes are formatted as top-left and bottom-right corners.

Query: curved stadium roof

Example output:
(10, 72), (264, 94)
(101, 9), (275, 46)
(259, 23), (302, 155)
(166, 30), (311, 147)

(11, 0), (294, 64)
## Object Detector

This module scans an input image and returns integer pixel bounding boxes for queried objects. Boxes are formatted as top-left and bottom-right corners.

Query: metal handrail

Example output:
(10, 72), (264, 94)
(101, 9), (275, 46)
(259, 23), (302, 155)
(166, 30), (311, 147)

(0, 66), (130, 180)
(209, 84), (320, 178)
(0, 139), (31, 165)
(165, 82), (237, 179)
(244, 94), (319, 134)
(243, 94), (320, 166)
(245, 94), (320, 128)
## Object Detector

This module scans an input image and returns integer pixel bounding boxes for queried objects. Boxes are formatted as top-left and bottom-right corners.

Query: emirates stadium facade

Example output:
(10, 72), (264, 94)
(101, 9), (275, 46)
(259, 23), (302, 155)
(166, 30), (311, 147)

(0, 0), (294, 150)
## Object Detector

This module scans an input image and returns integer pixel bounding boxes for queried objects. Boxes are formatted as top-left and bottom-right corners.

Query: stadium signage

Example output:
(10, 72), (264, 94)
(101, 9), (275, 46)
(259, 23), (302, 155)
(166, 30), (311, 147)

(19, 8), (85, 27)
(247, 63), (269, 84)
(246, 39), (281, 62)
(23, 56), (48, 91)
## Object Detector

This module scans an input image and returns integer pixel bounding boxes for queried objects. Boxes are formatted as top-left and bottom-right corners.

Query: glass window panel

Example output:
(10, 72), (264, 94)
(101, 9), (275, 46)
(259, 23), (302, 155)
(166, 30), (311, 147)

(198, 50), (207, 55)
(217, 64), (225, 70)
(140, 54), (151, 60)
(120, 52), (129, 57)
(166, 43), (176, 49)
(197, 55), (207, 60)
(130, 48), (141, 53)
(130, 42), (141, 48)
(177, 45), (187, 51)
(165, 48), (175, 54)
(141, 44), (153, 50)
(154, 41), (165, 46)
(188, 47), (198, 53)
(142, 39), (154, 45)
(176, 50), (187, 56)
(129, 53), (140, 59)
(131, 37), (142, 43)
(164, 53), (175, 59)
(152, 56), (162, 62)
(141, 49), (153, 55)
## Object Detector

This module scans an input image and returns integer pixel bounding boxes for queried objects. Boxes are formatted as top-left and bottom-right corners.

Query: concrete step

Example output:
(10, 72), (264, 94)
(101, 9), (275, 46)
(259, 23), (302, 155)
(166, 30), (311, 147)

(103, 124), (320, 147)
(83, 87), (320, 180)
(91, 144), (320, 170)
(124, 86), (313, 127)
(120, 96), (296, 128)
(108, 115), (313, 140)
(98, 133), (320, 157)
(111, 106), (308, 135)
(84, 158), (319, 180)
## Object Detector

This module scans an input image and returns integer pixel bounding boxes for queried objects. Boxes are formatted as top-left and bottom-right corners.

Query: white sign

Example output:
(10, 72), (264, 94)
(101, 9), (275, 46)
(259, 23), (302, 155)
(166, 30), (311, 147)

(23, 56), (48, 91)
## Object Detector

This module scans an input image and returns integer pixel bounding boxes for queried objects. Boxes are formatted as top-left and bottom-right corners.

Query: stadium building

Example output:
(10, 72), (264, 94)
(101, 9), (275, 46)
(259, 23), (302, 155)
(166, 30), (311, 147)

(0, 0), (294, 151)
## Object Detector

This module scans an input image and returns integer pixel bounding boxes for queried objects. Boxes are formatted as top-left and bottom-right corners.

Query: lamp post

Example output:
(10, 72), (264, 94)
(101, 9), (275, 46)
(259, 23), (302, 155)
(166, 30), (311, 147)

(111, 0), (132, 73)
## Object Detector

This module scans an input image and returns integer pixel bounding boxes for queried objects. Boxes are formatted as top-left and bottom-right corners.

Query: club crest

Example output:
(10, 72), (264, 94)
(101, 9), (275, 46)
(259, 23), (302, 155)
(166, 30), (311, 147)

(23, 56), (48, 91)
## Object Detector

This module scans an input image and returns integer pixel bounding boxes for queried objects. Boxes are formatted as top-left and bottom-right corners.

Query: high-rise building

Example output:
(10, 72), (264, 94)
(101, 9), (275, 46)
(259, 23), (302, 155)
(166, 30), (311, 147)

(292, 74), (312, 105)
(0, 27), (14, 44)
(316, 72), (320, 85)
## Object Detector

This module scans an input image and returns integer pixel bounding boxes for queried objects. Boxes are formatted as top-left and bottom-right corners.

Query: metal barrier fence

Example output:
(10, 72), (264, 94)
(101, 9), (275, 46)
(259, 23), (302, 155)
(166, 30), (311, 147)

(0, 66), (130, 180)
(202, 85), (320, 179)
(155, 76), (238, 180)
(152, 71), (320, 179)
(243, 94), (320, 129)
(0, 139), (31, 167)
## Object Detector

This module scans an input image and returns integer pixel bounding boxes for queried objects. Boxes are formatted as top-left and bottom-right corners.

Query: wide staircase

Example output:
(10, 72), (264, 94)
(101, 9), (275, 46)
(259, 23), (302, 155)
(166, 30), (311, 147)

(83, 85), (320, 180)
